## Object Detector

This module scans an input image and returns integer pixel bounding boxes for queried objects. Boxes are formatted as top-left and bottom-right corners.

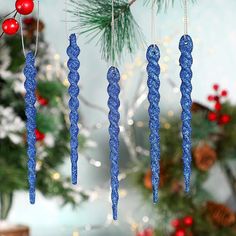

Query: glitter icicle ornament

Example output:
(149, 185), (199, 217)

(146, 45), (161, 203)
(24, 51), (38, 204)
(179, 34), (193, 192)
(67, 34), (80, 185)
(107, 66), (121, 220)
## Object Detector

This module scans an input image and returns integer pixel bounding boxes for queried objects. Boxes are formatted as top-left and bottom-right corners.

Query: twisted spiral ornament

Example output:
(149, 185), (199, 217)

(107, 66), (121, 220)
(179, 35), (193, 193)
(67, 34), (80, 185)
(146, 45), (161, 203)
(24, 51), (37, 204)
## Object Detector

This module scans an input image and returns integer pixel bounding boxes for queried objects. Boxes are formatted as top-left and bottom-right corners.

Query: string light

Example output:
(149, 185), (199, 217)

(142, 216), (149, 223)
(89, 159), (102, 168)
(167, 110), (174, 117)
(128, 119), (134, 126)
(52, 172), (60, 180)
(164, 123), (171, 129)
(72, 231), (80, 236)
(54, 53), (60, 60)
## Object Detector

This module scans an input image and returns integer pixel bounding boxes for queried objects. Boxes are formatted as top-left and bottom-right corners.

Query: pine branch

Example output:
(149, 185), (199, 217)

(129, 0), (138, 6)
(68, 0), (144, 62)
(68, 0), (196, 61)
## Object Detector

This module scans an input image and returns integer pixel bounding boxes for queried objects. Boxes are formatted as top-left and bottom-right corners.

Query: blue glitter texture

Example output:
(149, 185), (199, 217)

(146, 45), (161, 203)
(24, 52), (37, 204)
(179, 35), (193, 193)
(67, 34), (80, 185)
(107, 66), (121, 220)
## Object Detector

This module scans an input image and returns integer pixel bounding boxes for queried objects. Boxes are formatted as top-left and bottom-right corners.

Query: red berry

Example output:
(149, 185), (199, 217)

(15, 0), (34, 15)
(144, 228), (154, 236)
(214, 102), (221, 111)
(207, 95), (214, 101)
(175, 229), (186, 236)
(171, 219), (181, 228)
(208, 112), (217, 122)
(40, 98), (48, 106)
(214, 96), (220, 102)
(183, 216), (193, 227)
(37, 95), (48, 106)
(213, 84), (219, 91)
(221, 90), (228, 97)
(2, 18), (19, 35)
(35, 129), (45, 141)
(219, 114), (231, 125)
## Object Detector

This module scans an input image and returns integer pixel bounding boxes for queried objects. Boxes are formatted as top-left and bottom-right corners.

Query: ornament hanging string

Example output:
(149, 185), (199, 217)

(64, 0), (81, 39)
(19, 0), (40, 57)
(151, 0), (157, 43)
(111, 0), (115, 63)
(184, 0), (188, 35)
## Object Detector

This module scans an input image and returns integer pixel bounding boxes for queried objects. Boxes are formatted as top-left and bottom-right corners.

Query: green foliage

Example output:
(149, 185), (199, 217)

(5, 36), (25, 72)
(68, 0), (196, 61)
(217, 102), (236, 160)
(192, 111), (220, 146)
(37, 80), (66, 101)
(69, 0), (143, 62)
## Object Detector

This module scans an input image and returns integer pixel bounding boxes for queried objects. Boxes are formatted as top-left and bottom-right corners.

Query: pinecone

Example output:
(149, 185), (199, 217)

(193, 144), (217, 171)
(23, 17), (45, 40)
(207, 201), (236, 227)
(144, 169), (152, 190)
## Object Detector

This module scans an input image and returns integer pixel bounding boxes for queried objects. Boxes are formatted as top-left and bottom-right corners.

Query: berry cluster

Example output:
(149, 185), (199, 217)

(1, 0), (34, 36)
(207, 84), (231, 125)
(171, 216), (193, 236)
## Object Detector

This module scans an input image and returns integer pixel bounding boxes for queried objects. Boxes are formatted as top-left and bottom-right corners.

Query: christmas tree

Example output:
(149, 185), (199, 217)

(0, 17), (88, 220)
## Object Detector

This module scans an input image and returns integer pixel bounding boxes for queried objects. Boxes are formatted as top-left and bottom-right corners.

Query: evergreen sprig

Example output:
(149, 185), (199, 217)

(69, 0), (196, 61)
(69, 0), (144, 62)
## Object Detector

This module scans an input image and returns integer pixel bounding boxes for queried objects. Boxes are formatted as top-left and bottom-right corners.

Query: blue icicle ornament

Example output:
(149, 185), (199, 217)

(107, 66), (121, 220)
(146, 45), (161, 203)
(179, 35), (193, 193)
(67, 34), (80, 185)
(24, 51), (38, 204)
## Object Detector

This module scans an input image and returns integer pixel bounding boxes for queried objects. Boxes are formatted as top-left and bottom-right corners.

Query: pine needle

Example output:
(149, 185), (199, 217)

(68, 0), (196, 62)
(68, 0), (144, 63)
